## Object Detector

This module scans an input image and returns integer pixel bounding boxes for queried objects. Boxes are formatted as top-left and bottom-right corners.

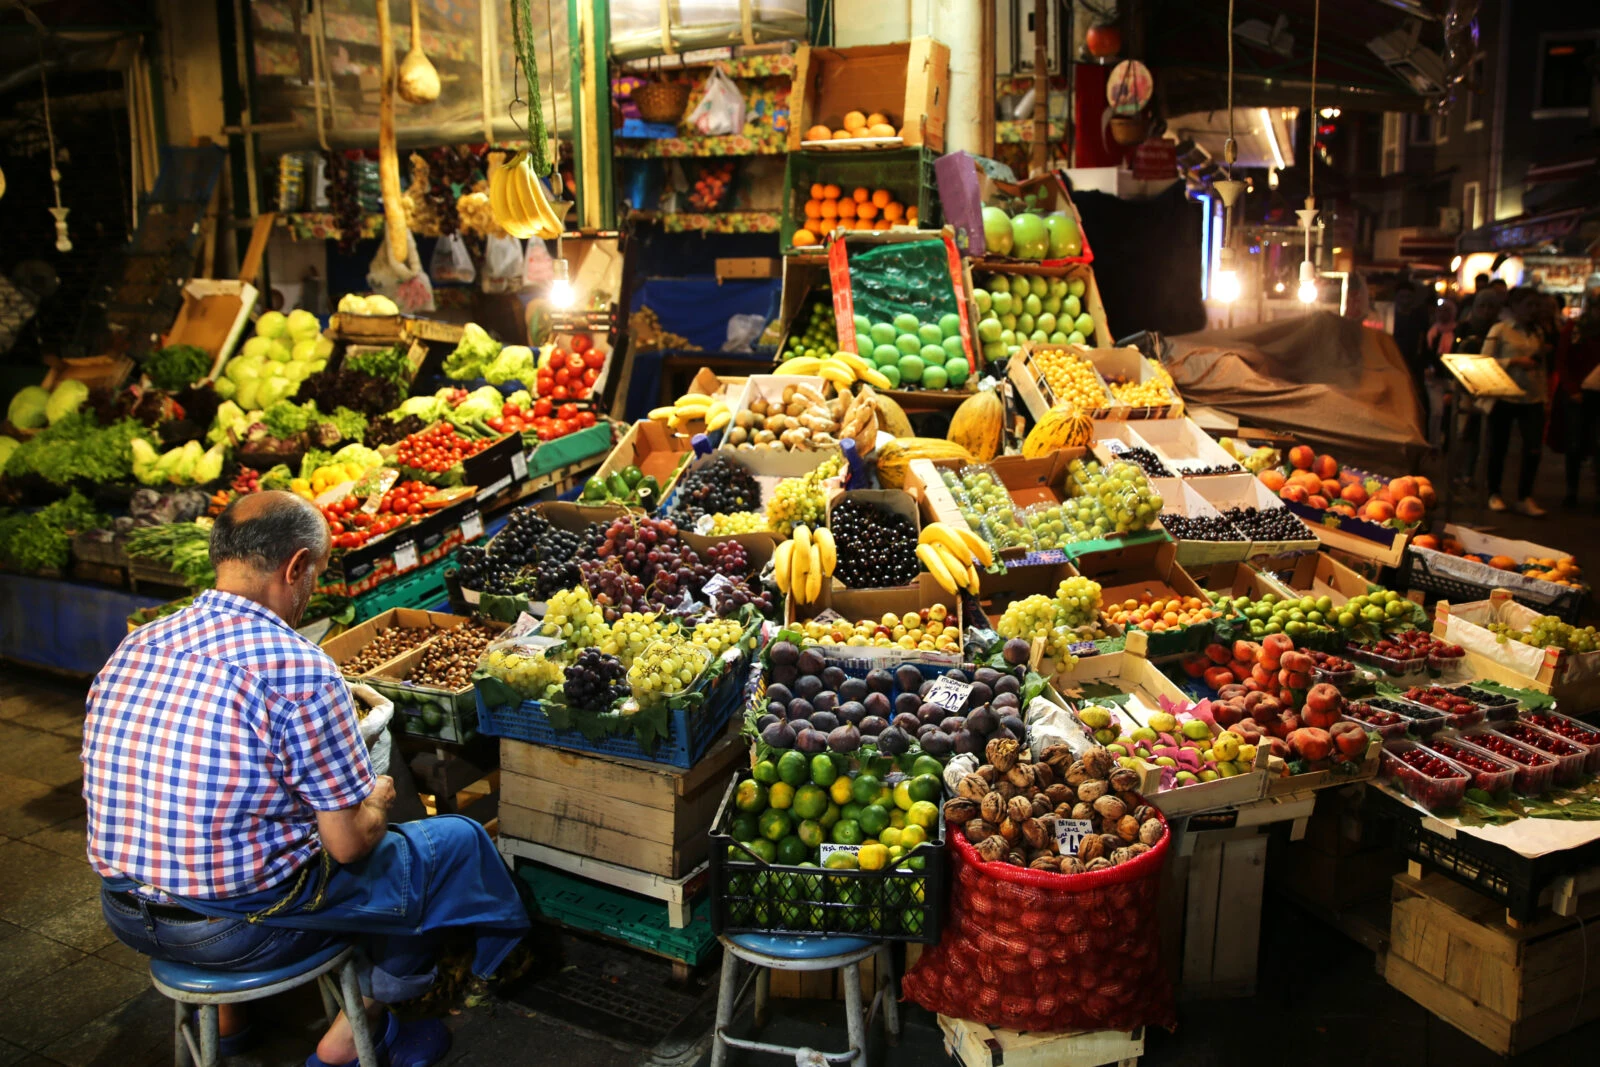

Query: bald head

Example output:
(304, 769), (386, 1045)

(211, 490), (330, 574)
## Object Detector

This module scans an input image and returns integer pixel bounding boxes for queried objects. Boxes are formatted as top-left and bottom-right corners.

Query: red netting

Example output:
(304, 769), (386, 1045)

(901, 809), (1176, 1033)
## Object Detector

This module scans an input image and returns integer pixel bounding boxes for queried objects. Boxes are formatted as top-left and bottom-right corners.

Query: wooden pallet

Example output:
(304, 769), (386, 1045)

(938, 1017), (1143, 1067)
(498, 835), (709, 930)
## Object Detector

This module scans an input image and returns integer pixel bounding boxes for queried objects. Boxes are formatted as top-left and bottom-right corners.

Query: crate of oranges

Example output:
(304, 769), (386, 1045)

(781, 147), (940, 252)
(791, 183), (916, 249)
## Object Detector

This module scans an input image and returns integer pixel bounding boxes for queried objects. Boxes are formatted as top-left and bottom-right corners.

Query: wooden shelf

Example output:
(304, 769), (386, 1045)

(996, 119), (1067, 144)
(615, 51), (797, 79)
(633, 210), (781, 234)
(614, 130), (788, 159)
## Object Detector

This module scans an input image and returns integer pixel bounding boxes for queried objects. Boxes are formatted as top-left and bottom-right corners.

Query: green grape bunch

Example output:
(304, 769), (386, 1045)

(541, 587), (610, 653)
(482, 647), (565, 700)
(627, 636), (712, 706)
(1488, 616), (1598, 653)
(764, 453), (842, 537)
(599, 611), (676, 667)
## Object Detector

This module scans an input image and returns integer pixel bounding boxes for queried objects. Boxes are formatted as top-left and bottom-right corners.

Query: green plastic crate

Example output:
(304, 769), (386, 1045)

(516, 864), (717, 965)
(351, 555), (455, 621)
(527, 421), (613, 478)
(780, 146), (940, 252)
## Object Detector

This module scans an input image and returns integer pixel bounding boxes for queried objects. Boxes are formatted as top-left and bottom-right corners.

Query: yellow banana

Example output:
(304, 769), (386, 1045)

(672, 395), (713, 413)
(856, 364), (894, 390)
(503, 162), (539, 239)
(813, 527), (836, 574)
(516, 152), (564, 239)
(648, 406), (677, 421)
(773, 539), (794, 595)
(917, 543), (960, 596)
(920, 522), (975, 567)
(951, 523), (994, 567)
(934, 543), (972, 590)
(833, 351), (874, 377)
(776, 357), (824, 376)
(489, 162), (531, 239)
(792, 524), (811, 554)
(965, 559), (981, 594)
(805, 545), (822, 602)
(706, 406), (732, 432)
(790, 537), (811, 600)
(819, 363), (856, 391)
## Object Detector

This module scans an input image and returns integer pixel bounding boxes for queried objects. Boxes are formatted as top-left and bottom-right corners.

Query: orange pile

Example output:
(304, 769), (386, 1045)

(804, 109), (899, 142)
(791, 184), (917, 247)
(1100, 594), (1218, 633)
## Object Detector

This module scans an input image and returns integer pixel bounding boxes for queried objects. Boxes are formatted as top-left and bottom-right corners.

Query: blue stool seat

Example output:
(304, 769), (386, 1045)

(150, 943), (349, 996)
(728, 934), (872, 961)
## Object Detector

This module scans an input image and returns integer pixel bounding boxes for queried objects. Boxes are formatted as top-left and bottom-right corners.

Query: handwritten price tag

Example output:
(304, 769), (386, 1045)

(923, 676), (972, 714)
(1054, 818), (1094, 856)
(460, 510), (484, 541)
(393, 542), (419, 573)
(510, 451), (528, 480)
(818, 843), (860, 863)
(1103, 439), (1129, 455)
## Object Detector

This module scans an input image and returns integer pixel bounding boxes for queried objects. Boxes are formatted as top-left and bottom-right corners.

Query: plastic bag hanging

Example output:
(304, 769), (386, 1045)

(430, 232), (476, 285)
(687, 67), (745, 136)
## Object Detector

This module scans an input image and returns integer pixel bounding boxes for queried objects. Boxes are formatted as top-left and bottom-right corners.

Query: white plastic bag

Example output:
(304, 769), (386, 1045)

(482, 234), (525, 293)
(523, 237), (554, 287)
(687, 68), (745, 136)
(721, 313), (767, 352)
(367, 227), (435, 314)
(429, 232), (476, 285)
(349, 682), (395, 776)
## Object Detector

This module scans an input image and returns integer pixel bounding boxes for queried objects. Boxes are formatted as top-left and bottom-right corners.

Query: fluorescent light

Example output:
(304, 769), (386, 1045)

(1260, 108), (1287, 170)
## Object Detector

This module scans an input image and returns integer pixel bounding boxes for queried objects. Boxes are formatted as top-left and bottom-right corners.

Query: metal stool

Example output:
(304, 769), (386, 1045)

(149, 943), (377, 1067)
(710, 934), (901, 1067)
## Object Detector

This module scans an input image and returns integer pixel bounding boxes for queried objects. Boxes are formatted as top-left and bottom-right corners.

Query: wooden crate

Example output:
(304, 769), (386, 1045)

(1181, 834), (1267, 1000)
(938, 1016), (1144, 1067)
(1382, 871), (1600, 1055)
(499, 730), (748, 879)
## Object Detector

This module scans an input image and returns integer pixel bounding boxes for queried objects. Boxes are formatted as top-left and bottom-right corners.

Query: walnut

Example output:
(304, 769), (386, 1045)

(986, 737), (1021, 773)
(1045, 783), (1075, 806)
(1084, 857), (1113, 871)
(944, 798), (980, 825)
(980, 792), (1006, 824)
(1007, 850), (1027, 867)
(956, 774), (990, 801)
(1076, 779), (1109, 804)
(1127, 843), (1150, 857)
(1007, 795), (1034, 823)
(1059, 856), (1086, 875)
(1022, 817), (1049, 849)
(1040, 743), (1074, 771)
(1109, 767), (1141, 793)
(976, 764), (998, 783)
(1117, 814), (1140, 842)
(1065, 760), (1091, 787)
(1081, 748), (1115, 780)
(1110, 847), (1136, 866)
(1070, 802), (1095, 822)
(1117, 790), (1142, 812)
(999, 817), (1023, 843)
(1031, 855), (1060, 871)
(1006, 763), (1036, 790)
(996, 780), (1021, 801)
(965, 817), (998, 841)
(1139, 818), (1166, 846)
(1093, 795), (1127, 823)
(1077, 835), (1107, 863)
(1133, 804), (1157, 824)
(1030, 794), (1052, 818)
(1100, 834), (1123, 854)
(1032, 762), (1056, 788)
(975, 835), (1009, 863)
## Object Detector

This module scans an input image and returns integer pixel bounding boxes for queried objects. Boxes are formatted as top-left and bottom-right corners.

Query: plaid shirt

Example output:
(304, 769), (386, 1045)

(83, 589), (374, 900)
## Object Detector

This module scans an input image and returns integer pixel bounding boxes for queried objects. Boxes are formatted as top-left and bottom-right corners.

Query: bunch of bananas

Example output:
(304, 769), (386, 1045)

(647, 391), (732, 433)
(773, 523), (836, 605)
(488, 151), (564, 240)
(775, 351), (893, 392)
(915, 521), (991, 596)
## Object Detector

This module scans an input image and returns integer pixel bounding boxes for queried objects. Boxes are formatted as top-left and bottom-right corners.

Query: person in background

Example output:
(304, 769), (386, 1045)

(1391, 282), (1431, 373)
(1448, 287), (1504, 485)
(1481, 287), (1551, 516)
(1420, 298), (1457, 446)
(1460, 271), (1493, 316)
(1552, 297), (1600, 509)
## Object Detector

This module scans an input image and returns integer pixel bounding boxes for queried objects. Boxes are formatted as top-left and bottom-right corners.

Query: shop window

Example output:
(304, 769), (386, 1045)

(1535, 34), (1598, 117)
(1463, 181), (1481, 231)
(1465, 56), (1484, 130)
(1380, 112), (1404, 176)
(1411, 112), (1442, 145)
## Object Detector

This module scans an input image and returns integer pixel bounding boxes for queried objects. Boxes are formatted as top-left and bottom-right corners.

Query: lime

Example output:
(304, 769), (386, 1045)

(939, 312), (962, 338)
(893, 312), (921, 334)
(917, 323), (944, 346)
(792, 784), (828, 820)
(905, 800), (938, 831)
(830, 818), (863, 846)
(873, 343), (902, 367)
(829, 776), (854, 806)
(857, 842), (889, 871)
(735, 779), (769, 813)
(858, 804), (891, 837)
(819, 802), (841, 829)
(851, 774), (882, 806)
(869, 322), (897, 346)
(823, 851), (859, 871)
(830, 874), (865, 905)
(777, 750), (809, 787)
(839, 801), (864, 824)
(768, 782), (795, 810)
(892, 780), (915, 812)
(776, 834), (809, 865)
(752, 759), (779, 785)
(921, 364), (949, 389)
(888, 808), (906, 829)
(894, 334), (922, 356)
(911, 755), (945, 779)
(730, 813), (760, 842)
(796, 819), (825, 849)
(810, 753), (839, 787)
(758, 809), (793, 841)
(900, 908), (924, 934)
(746, 838), (777, 863)
(899, 823), (927, 849)
(879, 826), (903, 848)
(908, 774), (943, 804)
(897, 355), (925, 382)
(920, 343), (947, 367)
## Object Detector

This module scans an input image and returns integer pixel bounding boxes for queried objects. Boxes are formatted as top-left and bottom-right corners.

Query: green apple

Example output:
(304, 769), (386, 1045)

(1000, 329), (1016, 346)
(1067, 331), (1086, 344)
(897, 354), (925, 382)
(1016, 313), (1035, 336)
(1023, 294), (1043, 317)
(1063, 294), (1081, 319)
(1036, 312), (1057, 334)
(977, 319), (1002, 343)
(1074, 312), (1095, 335)
(992, 291), (1014, 315)
(1029, 276), (1048, 298)
(973, 289), (992, 314)
(1068, 278), (1086, 298)
(1029, 329), (1049, 343)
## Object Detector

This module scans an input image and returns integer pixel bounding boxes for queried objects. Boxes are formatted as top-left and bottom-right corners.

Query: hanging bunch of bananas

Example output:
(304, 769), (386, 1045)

(775, 351), (893, 392)
(489, 151), (564, 240)
(647, 391), (731, 433)
(916, 521), (991, 596)
(772, 523), (836, 606)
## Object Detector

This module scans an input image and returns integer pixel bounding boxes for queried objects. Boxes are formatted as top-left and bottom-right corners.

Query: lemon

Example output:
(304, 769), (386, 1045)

(905, 800), (939, 831)
(899, 824), (927, 849)
(879, 826), (903, 848)
(892, 780), (915, 812)
(823, 850), (859, 870)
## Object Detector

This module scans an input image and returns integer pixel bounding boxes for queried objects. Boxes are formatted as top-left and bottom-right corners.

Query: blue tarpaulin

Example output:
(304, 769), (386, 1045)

(0, 575), (165, 675)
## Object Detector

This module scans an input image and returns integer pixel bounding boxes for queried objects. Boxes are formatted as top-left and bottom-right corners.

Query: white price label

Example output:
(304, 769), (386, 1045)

(1054, 818), (1095, 856)
(510, 451), (528, 480)
(460, 510), (484, 541)
(1103, 439), (1129, 455)
(818, 843), (860, 863)
(923, 676), (972, 714)
(393, 541), (419, 573)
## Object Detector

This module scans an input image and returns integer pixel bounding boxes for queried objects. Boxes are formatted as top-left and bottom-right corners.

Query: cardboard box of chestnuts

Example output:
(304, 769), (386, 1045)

(368, 619), (507, 743)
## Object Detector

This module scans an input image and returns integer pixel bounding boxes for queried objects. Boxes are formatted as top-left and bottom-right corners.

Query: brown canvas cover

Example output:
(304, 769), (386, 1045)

(1161, 312), (1428, 468)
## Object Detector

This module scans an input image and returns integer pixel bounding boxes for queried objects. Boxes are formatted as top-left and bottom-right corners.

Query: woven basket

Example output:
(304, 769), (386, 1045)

(636, 79), (690, 125)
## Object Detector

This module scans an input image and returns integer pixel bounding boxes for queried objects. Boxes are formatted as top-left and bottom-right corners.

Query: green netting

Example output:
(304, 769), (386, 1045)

(848, 239), (959, 330)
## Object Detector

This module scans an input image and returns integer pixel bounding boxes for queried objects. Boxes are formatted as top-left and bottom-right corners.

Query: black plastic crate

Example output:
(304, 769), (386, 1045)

(708, 771), (947, 943)
(1403, 552), (1587, 624)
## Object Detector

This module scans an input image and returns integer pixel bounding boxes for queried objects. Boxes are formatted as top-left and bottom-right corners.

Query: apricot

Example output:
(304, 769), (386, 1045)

(1280, 484), (1310, 503)
(1288, 727), (1332, 762)
(1339, 483), (1368, 507)
(1395, 495), (1425, 524)
(1389, 475), (1418, 500)
(1288, 445), (1315, 470)
(1321, 478), (1343, 498)
(1360, 500), (1395, 522)
(1312, 454), (1339, 480)
(1308, 495), (1329, 510)
(1259, 469), (1287, 492)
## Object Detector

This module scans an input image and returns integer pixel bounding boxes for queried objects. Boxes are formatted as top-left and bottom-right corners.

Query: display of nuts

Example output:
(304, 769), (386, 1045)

(1078, 835), (1107, 863)
(1006, 763), (1036, 790)
(1041, 743), (1074, 771)
(976, 835), (1009, 862)
(1059, 856), (1086, 875)
(976, 764), (998, 783)
(957, 774), (990, 801)
(986, 737), (1021, 773)
(1031, 855), (1060, 871)
(1093, 795), (1127, 823)
(1127, 843), (1150, 857)
(1007, 850), (1027, 867)
(997, 780), (1021, 800)
(999, 817), (1022, 843)
(965, 817), (997, 842)
(1109, 767), (1141, 793)
(1032, 762), (1056, 788)
(944, 798), (980, 824)
(980, 792), (1006, 824)
(1110, 847), (1136, 866)
(1139, 818), (1165, 846)
(343, 623), (439, 675)
(1045, 783), (1075, 806)
(1006, 795), (1033, 823)
(407, 621), (499, 691)
(1116, 814), (1140, 842)
(1030, 794), (1052, 818)
(1065, 760), (1091, 787)
(1081, 748), (1115, 779)
(1070, 801), (1094, 822)
(1084, 857), (1112, 871)
(1022, 817), (1049, 849)
(1076, 779), (1109, 804)
(1100, 833), (1122, 853)
(1133, 804), (1156, 824)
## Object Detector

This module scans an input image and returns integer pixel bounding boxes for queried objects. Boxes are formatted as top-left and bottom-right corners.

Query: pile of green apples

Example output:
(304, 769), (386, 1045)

(971, 273), (1095, 364)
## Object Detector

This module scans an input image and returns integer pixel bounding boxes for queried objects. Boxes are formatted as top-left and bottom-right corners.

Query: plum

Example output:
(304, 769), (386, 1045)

(836, 701), (866, 725)
(761, 720), (796, 748)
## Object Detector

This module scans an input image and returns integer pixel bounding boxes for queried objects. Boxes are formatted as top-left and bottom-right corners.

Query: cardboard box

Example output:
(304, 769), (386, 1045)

(1083, 347), (1181, 420)
(653, 366), (746, 444)
(715, 257), (779, 282)
(1007, 337), (1118, 424)
(1434, 592), (1600, 713)
(166, 279), (259, 382)
(1188, 475), (1319, 559)
(596, 419), (695, 503)
(789, 39), (950, 152)
(369, 630), (505, 744)
(1070, 538), (1216, 656)
(1125, 417), (1241, 474)
(320, 607), (468, 677)
(1149, 477), (1250, 567)
(1409, 524), (1586, 610)
(934, 159), (1095, 263)
(332, 312), (404, 343)
(785, 573), (963, 666)
(719, 374), (841, 479)
(1283, 501), (1411, 567)
(1186, 560), (1269, 599)
(1251, 550), (1375, 605)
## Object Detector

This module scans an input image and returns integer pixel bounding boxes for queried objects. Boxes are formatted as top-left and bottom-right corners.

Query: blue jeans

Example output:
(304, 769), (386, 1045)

(102, 815), (530, 1004)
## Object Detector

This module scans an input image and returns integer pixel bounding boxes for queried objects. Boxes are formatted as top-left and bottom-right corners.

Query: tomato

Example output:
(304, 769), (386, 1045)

(329, 521), (345, 535)
(551, 384), (570, 401)
(571, 334), (592, 354)
(557, 403), (578, 421)
(534, 398), (552, 416)
(553, 419), (572, 436)
(566, 352), (586, 372)
(582, 349), (605, 369)
(353, 513), (371, 527)
(577, 410), (596, 428)
(581, 367), (599, 387)
(502, 403), (520, 417)
(486, 417), (504, 432)
(554, 366), (571, 385)
(407, 503), (423, 515)
(572, 384), (590, 400)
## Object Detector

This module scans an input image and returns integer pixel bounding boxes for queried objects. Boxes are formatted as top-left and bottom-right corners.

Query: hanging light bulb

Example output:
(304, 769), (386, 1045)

(1297, 0), (1321, 308)
(1297, 259), (1319, 304)
(1214, 246), (1242, 304)
(548, 256), (574, 310)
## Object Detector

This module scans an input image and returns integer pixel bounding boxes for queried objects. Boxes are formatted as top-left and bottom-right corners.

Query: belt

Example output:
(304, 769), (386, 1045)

(113, 890), (208, 922)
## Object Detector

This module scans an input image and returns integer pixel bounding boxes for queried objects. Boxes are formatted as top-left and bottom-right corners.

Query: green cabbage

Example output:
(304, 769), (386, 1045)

(6, 386), (48, 429)
(45, 380), (89, 425)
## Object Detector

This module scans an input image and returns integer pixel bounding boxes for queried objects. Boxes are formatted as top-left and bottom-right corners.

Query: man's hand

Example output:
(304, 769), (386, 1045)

(316, 776), (395, 865)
